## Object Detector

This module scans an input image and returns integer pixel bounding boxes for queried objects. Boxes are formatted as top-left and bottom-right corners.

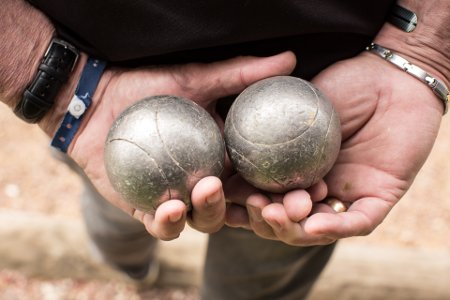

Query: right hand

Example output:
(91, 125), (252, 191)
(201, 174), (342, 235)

(224, 50), (444, 246)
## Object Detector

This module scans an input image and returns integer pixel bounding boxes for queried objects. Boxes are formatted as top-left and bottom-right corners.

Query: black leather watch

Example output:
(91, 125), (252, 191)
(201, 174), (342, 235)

(14, 38), (79, 123)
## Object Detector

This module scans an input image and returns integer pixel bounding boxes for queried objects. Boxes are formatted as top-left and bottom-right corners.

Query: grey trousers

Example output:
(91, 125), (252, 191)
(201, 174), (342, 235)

(53, 147), (335, 299)
(79, 176), (334, 300)
(53, 152), (335, 300)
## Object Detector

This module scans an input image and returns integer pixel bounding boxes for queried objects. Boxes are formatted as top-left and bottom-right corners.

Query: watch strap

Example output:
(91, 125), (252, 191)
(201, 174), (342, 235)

(14, 38), (79, 123)
(388, 4), (417, 33)
(51, 58), (106, 152)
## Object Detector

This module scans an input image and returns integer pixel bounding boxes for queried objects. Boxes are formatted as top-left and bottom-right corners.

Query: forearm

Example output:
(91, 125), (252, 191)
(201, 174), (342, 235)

(0, 0), (87, 135)
(373, 0), (450, 86)
(0, 0), (54, 107)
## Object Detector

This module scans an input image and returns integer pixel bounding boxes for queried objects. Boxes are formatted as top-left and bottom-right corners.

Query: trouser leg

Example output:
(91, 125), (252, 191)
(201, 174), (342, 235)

(201, 226), (335, 300)
(80, 178), (157, 270)
(52, 150), (157, 277)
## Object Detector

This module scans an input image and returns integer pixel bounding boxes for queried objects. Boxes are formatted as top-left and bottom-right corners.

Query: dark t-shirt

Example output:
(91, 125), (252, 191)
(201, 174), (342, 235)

(29, 0), (394, 79)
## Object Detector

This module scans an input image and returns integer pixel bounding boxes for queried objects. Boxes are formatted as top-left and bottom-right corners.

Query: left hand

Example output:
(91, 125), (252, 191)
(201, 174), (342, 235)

(66, 52), (297, 240)
(225, 51), (443, 246)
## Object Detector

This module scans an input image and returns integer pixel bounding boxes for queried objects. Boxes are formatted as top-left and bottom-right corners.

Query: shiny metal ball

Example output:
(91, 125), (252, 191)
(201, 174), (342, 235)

(104, 95), (225, 213)
(224, 76), (341, 193)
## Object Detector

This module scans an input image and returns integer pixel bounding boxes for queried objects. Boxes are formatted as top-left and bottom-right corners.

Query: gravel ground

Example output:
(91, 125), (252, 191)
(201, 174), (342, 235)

(0, 269), (199, 300)
(1, 101), (449, 299)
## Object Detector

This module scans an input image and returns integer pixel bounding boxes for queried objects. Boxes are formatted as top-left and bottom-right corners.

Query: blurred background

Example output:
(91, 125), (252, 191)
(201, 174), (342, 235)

(0, 101), (449, 300)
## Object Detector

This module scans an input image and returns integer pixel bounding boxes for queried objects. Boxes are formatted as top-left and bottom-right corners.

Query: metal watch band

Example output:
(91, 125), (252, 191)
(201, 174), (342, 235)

(388, 4), (417, 33)
(14, 38), (79, 123)
(367, 43), (450, 114)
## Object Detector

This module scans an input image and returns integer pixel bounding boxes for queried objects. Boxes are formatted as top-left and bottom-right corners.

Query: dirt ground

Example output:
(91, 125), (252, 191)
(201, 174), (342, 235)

(0, 101), (449, 299)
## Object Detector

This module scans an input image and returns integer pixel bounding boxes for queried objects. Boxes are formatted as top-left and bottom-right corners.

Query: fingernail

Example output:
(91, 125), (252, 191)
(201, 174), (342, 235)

(205, 190), (223, 207)
(247, 205), (263, 222)
(169, 211), (184, 223)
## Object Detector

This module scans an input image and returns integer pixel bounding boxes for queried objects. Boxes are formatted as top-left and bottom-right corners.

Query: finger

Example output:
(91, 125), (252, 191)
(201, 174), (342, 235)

(283, 190), (313, 222)
(262, 193), (284, 204)
(225, 203), (251, 230)
(246, 193), (276, 239)
(303, 197), (393, 238)
(262, 203), (335, 246)
(143, 200), (187, 241)
(221, 149), (235, 180)
(178, 51), (297, 102)
(210, 109), (225, 133)
(261, 203), (306, 245)
(223, 175), (259, 206)
(307, 179), (328, 202)
(188, 176), (226, 233)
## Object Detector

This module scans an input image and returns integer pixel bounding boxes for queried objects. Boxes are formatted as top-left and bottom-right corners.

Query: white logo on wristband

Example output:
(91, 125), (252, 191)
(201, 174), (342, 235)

(68, 95), (87, 119)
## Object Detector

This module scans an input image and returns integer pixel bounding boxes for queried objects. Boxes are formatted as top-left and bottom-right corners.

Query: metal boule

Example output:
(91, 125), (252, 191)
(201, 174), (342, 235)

(104, 95), (225, 213)
(224, 76), (341, 193)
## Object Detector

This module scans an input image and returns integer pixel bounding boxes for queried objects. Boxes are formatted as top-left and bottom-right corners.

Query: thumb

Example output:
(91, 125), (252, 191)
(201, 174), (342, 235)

(181, 51), (297, 102)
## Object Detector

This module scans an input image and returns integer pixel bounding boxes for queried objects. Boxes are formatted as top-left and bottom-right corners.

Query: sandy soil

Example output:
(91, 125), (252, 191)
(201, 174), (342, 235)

(0, 101), (449, 299)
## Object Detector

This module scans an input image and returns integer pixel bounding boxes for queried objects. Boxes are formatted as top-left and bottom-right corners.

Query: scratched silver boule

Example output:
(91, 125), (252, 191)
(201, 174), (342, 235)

(224, 76), (341, 193)
(104, 95), (225, 213)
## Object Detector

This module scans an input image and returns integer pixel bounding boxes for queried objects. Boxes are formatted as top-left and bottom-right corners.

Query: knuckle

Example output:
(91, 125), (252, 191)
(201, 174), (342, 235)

(252, 223), (276, 240)
(154, 222), (185, 241)
(156, 224), (185, 240)
(198, 223), (224, 234)
(159, 233), (181, 241)
(169, 64), (201, 97)
(189, 216), (225, 234)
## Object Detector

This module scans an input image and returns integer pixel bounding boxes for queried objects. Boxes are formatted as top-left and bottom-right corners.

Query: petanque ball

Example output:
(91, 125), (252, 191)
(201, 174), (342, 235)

(104, 95), (225, 213)
(224, 76), (341, 193)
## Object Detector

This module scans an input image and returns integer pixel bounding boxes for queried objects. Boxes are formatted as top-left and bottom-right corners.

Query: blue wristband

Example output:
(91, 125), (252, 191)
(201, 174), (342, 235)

(51, 58), (106, 152)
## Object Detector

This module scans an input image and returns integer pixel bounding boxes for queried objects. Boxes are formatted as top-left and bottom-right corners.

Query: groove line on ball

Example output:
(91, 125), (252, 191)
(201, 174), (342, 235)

(109, 138), (172, 199)
(305, 83), (336, 187)
(310, 107), (336, 187)
(228, 146), (285, 189)
(229, 98), (320, 147)
(155, 108), (204, 179)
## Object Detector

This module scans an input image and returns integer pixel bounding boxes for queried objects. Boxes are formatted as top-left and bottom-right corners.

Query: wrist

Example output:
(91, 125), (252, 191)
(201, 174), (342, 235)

(38, 54), (89, 136)
(366, 43), (449, 114)
(15, 38), (81, 123)
(1, 0), (55, 107)
(374, 1), (450, 87)
(50, 58), (107, 153)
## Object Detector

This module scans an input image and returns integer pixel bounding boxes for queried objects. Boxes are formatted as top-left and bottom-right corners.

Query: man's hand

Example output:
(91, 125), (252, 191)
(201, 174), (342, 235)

(225, 0), (449, 246)
(64, 52), (296, 240)
(306, 52), (441, 244)
(225, 51), (443, 246)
